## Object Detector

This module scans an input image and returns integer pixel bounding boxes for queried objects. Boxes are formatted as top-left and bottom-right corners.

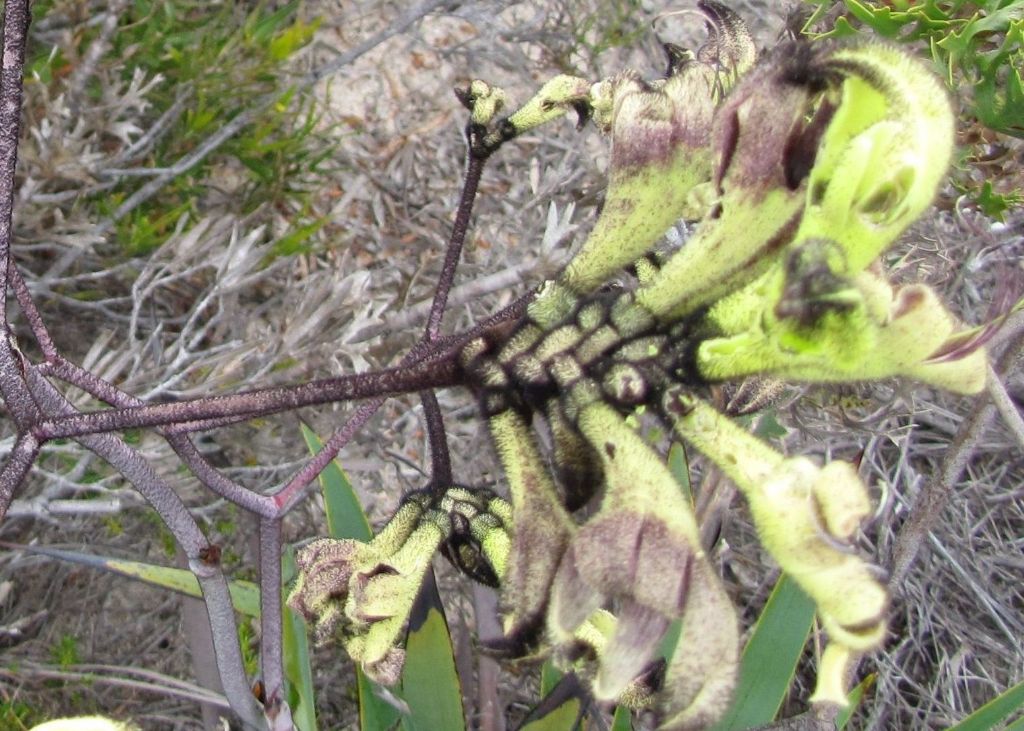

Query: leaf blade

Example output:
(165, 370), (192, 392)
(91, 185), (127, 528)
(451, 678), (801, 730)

(710, 574), (815, 730)
(399, 569), (466, 731)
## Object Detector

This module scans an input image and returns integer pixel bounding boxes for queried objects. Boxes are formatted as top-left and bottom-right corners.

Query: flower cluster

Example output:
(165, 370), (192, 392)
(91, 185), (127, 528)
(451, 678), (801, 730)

(289, 2), (986, 728)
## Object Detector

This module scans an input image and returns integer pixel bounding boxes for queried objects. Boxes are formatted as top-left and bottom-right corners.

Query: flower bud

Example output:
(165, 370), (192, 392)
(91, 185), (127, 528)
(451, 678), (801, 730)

(287, 497), (441, 685)
(558, 2), (757, 296)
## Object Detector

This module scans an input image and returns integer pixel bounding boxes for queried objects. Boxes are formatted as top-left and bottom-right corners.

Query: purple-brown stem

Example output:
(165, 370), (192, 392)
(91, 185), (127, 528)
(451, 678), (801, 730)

(33, 356), (463, 440)
(259, 516), (291, 729)
(21, 367), (264, 729)
(0, 0), (30, 319)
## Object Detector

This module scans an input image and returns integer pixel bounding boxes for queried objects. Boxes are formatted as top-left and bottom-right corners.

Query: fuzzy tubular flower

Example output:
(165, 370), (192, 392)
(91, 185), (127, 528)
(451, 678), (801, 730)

(663, 389), (887, 704)
(639, 38), (955, 323)
(287, 496), (444, 685)
(557, 2), (755, 298)
(488, 409), (576, 652)
(548, 400), (739, 729)
(635, 41), (833, 320)
(698, 240), (987, 394)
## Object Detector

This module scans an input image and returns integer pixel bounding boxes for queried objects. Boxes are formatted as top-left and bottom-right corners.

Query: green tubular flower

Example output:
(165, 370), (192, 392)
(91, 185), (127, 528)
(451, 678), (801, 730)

(690, 0), (756, 86)
(503, 74), (593, 133)
(795, 42), (955, 271)
(558, 2), (756, 296)
(488, 409), (575, 650)
(657, 558), (740, 731)
(697, 240), (988, 393)
(687, 40), (960, 386)
(289, 485), (516, 684)
(662, 389), (887, 702)
(548, 400), (739, 727)
(458, 74), (591, 153)
(344, 516), (447, 682)
(638, 38), (955, 323)
(635, 42), (834, 320)
(287, 496), (442, 685)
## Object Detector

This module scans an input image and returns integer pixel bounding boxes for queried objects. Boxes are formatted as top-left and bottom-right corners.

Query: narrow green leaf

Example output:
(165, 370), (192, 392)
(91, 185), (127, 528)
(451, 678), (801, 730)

(519, 701), (582, 731)
(282, 547), (317, 731)
(656, 618), (684, 665)
(518, 673), (588, 731)
(836, 673), (875, 729)
(710, 574), (816, 730)
(667, 441), (693, 506)
(301, 422), (373, 541)
(753, 411), (788, 440)
(611, 704), (633, 731)
(947, 678), (1024, 731)
(1, 543), (260, 616)
(271, 217), (327, 258)
(358, 668), (401, 731)
(541, 660), (563, 696)
(400, 569), (465, 731)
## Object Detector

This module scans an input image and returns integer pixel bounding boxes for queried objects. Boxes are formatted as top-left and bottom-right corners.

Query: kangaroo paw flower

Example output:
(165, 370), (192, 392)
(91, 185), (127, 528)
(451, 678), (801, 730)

(556, 1), (756, 296)
(287, 495), (445, 685)
(698, 240), (988, 394)
(549, 401), (739, 725)
(636, 42), (834, 319)
(489, 409), (576, 652)
(663, 390), (887, 697)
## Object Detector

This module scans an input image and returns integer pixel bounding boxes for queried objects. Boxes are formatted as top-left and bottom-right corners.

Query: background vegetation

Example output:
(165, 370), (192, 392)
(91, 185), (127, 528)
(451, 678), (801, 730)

(0, 1), (1020, 729)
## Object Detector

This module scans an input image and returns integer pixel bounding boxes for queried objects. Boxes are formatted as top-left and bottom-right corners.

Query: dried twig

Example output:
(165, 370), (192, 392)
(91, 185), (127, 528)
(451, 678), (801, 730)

(889, 324), (1024, 586)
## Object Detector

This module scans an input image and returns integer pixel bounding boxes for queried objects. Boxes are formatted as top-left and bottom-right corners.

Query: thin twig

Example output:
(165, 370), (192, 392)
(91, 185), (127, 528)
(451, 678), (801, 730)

(889, 331), (1024, 586)
(0, 663), (232, 709)
(985, 363), (1024, 449)
(63, 0), (129, 117)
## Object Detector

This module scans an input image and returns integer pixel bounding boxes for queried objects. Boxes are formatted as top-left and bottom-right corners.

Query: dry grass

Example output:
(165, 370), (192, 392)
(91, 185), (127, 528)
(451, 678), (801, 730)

(0, 1), (1021, 729)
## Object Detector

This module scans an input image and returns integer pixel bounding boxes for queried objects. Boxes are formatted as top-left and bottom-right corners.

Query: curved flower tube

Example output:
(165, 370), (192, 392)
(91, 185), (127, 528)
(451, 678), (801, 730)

(663, 388), (888, 703)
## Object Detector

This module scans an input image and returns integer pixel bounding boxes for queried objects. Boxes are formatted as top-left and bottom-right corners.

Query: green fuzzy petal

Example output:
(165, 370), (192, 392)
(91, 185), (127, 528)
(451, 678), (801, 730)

(663, 391), (887, 660)
(797, 43), (955, 271)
